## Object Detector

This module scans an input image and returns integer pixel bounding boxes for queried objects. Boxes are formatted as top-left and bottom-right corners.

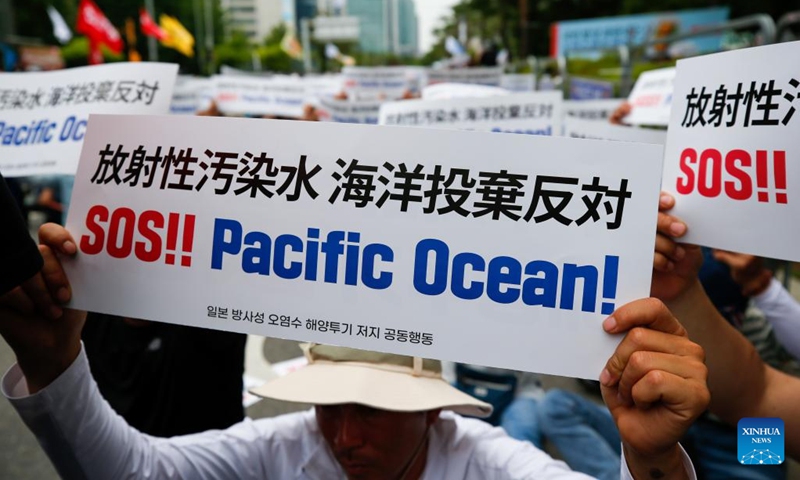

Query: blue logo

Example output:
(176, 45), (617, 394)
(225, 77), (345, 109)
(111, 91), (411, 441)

(738, 418), (784, 465)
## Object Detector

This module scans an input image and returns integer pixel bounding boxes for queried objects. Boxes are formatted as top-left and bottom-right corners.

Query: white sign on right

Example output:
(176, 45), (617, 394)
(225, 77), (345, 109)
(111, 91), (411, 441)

(662, 42), (800, 261)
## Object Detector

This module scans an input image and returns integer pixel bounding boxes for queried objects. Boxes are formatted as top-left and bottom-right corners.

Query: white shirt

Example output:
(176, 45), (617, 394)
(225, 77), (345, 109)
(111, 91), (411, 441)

(2, 347), (695, 479)
(754, 278), (800, 361)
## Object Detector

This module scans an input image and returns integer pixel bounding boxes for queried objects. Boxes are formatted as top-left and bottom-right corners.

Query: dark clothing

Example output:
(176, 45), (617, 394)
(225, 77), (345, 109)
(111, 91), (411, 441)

(0, 172), (42, 295)
(698, 247), (749, 326)
(82, 314), (247, 437)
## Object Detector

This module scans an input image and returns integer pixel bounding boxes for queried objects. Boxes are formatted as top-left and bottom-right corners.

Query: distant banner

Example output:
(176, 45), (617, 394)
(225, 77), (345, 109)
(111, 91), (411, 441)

(662, 42), (800, 261)
(342, 66), (409, 101)
(212, 75), (307, 118)
(421, 83), (509, 100)
(426, 67), (503, 87)
(564, 117), (667, 145)
(500, 74), (536, 92)
(569, 77), (614, 100)
(551, 7), (730, 57)
(64, 114), (664, 379)
(316, 97), (380, 124)
(379, 91), (563, 136)
(565, 99), (625, 121)
(170, 76), (212, 115)
(625, 67), (676, 126)
(0, 62), (177, 177)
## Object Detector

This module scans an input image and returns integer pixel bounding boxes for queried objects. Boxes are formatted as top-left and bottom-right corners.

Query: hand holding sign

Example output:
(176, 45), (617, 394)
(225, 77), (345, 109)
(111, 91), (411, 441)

(600, 298), (709, 479)
(651, 192), (702, 303)
(0, 223), (85, 394)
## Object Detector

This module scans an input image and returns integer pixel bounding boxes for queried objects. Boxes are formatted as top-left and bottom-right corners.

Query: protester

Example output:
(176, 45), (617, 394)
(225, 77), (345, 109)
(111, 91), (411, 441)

(655, 192), (800, 460)
(0, 223), (710, 479)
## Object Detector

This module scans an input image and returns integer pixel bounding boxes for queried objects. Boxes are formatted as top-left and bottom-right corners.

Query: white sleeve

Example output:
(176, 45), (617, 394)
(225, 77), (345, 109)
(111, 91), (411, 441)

(754, 278), (800, 361)
(620, 444), (697, 480)
(1, 345), (272, 480)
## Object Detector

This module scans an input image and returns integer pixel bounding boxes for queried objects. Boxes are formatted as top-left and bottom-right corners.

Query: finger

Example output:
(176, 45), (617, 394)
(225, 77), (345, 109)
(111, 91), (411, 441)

(658, 192), (675, 211)
(656, 211), (687, 238)
(38, 245), (72, 305)
(38, 223), (78, 256)
(630, 370), (710, 415)
(0, 285), (36, 315)
(603, 298), (687, 336)
(20, 269), (61, 320)
(617, 351), (707, 405)
(602, 327), (702, 388)
(711, 249), (747, 269)
(653, 252), (675, 272)
(655, 235), (685, 263)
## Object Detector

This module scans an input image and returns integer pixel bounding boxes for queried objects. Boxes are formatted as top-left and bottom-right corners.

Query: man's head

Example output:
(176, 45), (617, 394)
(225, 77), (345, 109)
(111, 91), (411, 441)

(251, 344), (491, 479)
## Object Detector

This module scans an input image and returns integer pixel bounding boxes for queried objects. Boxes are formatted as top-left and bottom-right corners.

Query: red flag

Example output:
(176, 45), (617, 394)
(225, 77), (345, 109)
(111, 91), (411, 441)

(139, 7), (167, 41)
(76, 0), (123, 53)
(88, 39), (104, 65)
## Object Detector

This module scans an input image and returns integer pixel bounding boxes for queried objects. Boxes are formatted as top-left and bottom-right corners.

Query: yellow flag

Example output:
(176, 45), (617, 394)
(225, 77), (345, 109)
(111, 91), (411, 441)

(281, 28), (303, 60)
(159, 14), (194, 57)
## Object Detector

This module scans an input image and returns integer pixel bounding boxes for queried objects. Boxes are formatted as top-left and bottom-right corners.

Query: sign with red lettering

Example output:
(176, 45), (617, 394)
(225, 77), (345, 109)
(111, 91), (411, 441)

(662, 42), (800, 261)
(63, 114), (664, 379)
(625, 67), (675, 127)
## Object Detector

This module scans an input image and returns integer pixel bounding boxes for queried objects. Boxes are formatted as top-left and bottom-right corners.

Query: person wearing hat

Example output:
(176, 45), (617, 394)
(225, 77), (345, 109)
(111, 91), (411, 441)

(0, 223), (709, 479)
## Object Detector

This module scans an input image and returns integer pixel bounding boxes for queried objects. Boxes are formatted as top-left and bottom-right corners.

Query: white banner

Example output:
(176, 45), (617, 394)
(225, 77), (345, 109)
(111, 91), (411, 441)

(0, 63), (178, 177)
(662, 42), (800, 261)
(317, 97), (381, 124)
(170, 76), (212, 115)
(379, 91), (564, 136)
(212, 75), (307, 118)
(341, 67), (409, 101)
(565, 99), (625, 122)
(421, 83), (509, 100)
(426, 67), (503, 87)
(564, 117), (667, 145)
(501, 74), (536, 92)
(64, 114), (663, 379)
(625, 67), (676, 126)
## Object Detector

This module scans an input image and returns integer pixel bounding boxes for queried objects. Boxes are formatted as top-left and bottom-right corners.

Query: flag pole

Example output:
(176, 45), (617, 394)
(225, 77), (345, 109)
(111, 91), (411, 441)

(145, 0), (158, 61)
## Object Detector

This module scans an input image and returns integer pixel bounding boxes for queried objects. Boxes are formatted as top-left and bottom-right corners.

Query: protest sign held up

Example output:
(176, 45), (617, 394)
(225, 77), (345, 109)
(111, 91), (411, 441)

(379, 91), (564, 136)
(662, 41), (800, 261)
(0, 63), (177, 176)
(624, 67), (676, 126)
(564, 117), (667, 145)
(65, 114), (664, 379)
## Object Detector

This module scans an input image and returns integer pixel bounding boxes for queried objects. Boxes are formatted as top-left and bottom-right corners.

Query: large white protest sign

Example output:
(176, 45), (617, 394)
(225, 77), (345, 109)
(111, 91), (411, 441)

(662, 42), (800, 261)
(316, 97), (380, 124)
(342, 67), (408, 100)
(426, 67), (503, 87)
(379, 91), (564, 136)
(213, 75), (306, 118)
(0, 63), (177, 177)
(625, 67), (675, 126)
(564, 117), (666, 145)
(64, 114), (663, 379)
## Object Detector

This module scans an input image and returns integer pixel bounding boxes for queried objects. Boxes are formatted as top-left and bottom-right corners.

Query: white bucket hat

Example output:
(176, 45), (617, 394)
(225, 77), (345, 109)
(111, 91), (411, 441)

(250, 343), (492, 418)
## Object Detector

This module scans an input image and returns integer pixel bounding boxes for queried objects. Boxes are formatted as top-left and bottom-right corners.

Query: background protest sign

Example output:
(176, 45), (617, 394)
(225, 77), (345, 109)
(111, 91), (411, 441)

(0, 62), (177, 177)
(565, 99), (625, 122)
(212, 75), (307, 118)
(624, 67), (676, 126)
(341, 66), (409, 100)
(316, 97), (381, 124)
(425, 67), (503, 87)
(564, 117), (667, 145)
(500, 74), (536, 92)
(64, 114), (664, 379)
(170, 76), (212, 115)
(421, 82), (509, 100)
(379, 91), (564, 136)
(662, 42), (800, 261)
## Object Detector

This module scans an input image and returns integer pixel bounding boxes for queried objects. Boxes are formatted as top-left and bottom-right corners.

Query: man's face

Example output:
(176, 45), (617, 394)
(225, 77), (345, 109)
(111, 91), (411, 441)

(315, 404), (439, 480)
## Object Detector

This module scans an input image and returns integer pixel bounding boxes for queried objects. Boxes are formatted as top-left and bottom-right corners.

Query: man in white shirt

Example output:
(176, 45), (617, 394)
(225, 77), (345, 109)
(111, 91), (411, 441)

(0, 223), (710, 479)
